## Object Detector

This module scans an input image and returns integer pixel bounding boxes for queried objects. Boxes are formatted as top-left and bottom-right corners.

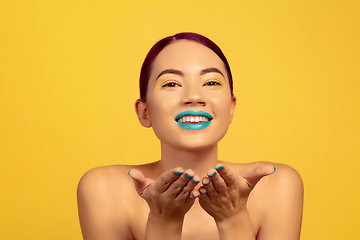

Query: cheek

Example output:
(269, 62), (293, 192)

(147, 94), (177, 124)
(210, 95), (233, 116)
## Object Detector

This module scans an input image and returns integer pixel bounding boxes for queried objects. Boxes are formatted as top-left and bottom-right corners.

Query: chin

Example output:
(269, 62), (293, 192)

(162, 135), (223, 151)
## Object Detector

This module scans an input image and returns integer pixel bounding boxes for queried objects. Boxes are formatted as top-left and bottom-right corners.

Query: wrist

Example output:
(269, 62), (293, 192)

(215, 209), (255, 240)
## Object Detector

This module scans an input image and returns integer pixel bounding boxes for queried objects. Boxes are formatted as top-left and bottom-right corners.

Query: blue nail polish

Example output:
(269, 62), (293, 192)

(128, 171), (132, 178)
(208, 172), (216, 177)
(192, 193), (199, 197)
(191, 178), (199, 183)
(273, 167), (276, 173)
(200, 189), (207, 194)
(216, 165), (224, 171)
(204, 179), (210, 185)
(174, 171), (183, 176)
(186, 173), (194, 178)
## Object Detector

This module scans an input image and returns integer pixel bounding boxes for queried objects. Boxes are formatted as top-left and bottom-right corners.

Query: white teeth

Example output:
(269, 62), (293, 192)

(177, 116), (211, 123)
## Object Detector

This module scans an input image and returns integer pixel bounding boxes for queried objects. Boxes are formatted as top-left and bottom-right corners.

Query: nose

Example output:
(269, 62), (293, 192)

(182, 85), (206, 106)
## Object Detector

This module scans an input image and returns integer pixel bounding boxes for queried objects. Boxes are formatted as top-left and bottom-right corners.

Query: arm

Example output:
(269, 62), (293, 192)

(255, 164), (303, 240)
(77, 167), (134, 240)
(128, 168), (199, 240)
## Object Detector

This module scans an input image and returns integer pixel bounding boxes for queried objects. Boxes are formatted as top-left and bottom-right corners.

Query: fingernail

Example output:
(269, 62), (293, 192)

(208, 172), (216, 177)
(186, 173), (194, 178)
(128, 171), (132, 178)
(215, 165), (224, 171)
(192, 193), (199, 198)
(191, 178), (199, 183)
(200, 188), (207, 194)
(204, 179), (210, 185)
(174, 171), (183, 176)
(273, 167), (276, 173)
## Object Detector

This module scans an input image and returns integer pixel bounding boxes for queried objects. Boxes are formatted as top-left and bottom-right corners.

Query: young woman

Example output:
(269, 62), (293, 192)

(77, 32), (303, 240)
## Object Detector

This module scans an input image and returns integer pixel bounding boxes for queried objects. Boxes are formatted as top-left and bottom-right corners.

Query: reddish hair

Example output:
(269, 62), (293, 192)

(139, 32), (234, 101)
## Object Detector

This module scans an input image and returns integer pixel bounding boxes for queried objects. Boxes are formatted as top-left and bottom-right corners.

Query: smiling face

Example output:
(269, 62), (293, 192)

(136, 40), (236, 150)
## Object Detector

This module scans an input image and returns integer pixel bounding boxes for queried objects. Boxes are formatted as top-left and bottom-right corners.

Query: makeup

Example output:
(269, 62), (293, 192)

(215, 165), (224, 171)
(206, 73), (227, 86)
(185, 173), (194, 178)
(191, 178), (200, 184)
(174, 171), (183, 176)
(175, 110), (213, 130)
(155, 73), (181, 89)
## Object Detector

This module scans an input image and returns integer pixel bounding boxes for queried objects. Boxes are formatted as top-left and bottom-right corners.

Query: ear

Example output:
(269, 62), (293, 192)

(229, 96), (236, 123)
(135, 99), (152, 128)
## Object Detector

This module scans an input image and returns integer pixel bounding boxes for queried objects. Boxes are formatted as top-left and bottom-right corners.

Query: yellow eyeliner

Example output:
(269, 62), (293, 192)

(209, 73), (227, 86)
(154, 74), (179, 88)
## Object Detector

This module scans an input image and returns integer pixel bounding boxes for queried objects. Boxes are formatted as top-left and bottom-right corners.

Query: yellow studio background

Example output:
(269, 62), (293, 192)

(0, 0), (359, 239)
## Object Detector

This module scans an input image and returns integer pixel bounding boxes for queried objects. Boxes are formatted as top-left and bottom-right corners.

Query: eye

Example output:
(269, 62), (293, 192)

(162, 81), (181, 88)
(203, 80), (222, 86)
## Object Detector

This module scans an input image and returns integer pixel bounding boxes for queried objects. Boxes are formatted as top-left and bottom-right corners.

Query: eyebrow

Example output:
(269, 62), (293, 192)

(156, 69), (184, 80)
(156, 67), (225, 80)
(200, 68), (225, 77)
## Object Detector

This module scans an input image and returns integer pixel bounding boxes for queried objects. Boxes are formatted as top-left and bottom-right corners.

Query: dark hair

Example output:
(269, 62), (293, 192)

(139, 32), (233, 101)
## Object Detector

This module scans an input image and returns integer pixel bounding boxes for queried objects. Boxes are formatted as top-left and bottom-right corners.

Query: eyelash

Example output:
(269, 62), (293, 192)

(161, 81), (181, 88)
(203, 80), (222, 86)
(161, 79), (222, 88)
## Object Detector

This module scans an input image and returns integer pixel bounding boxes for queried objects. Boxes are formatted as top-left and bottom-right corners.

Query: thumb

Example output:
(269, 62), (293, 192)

(128, 169), (153, 196)
(242, 165), (276, 189)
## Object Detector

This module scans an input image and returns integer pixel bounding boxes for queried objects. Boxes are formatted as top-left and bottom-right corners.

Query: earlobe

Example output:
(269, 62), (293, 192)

(229, 96), (236, 123)
(135, 99), (152, 128)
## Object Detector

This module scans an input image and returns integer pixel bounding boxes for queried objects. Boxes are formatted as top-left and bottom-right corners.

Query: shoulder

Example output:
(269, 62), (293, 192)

(259, 162), (303, 194)
(77, 165), (136, 219)
(77, 165), (148, 239)
(77, 165), (132, 198)
(243, 161), (303, 199)
(226, 161), (303, 189)
(248, 162), (304, 239)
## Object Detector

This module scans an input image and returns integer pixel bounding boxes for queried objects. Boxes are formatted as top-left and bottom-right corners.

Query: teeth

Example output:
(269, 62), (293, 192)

(177, 116), (211, 123)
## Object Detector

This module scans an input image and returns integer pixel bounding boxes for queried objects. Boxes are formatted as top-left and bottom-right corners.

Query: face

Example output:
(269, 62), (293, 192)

(136, 40), (236, 150)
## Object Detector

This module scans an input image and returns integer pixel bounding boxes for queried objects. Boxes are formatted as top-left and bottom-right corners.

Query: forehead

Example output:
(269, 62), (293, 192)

(150, 40), (226, 77)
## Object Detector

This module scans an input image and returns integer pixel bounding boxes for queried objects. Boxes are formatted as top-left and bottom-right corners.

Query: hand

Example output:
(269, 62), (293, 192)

(128, 168), (200, 221)
(196, 164), (275, 222)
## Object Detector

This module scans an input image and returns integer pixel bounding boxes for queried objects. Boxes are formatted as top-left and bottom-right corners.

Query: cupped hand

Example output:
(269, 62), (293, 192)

(128, 168), (200, 221)
(196, 164), (275, 221)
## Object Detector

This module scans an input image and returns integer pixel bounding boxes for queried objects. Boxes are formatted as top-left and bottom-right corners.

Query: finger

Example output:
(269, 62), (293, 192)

(151, 167), (185, 193)
(214, 164), (238, 186)
(197, 186), (210, 203)
(190, 188), (200, 199)
(128, 169), (153, 196)
(242, 165), (276, 188)
(207, 168), (228, 194)
(165, 169), (195, 197)
(175, 174), (200, 201)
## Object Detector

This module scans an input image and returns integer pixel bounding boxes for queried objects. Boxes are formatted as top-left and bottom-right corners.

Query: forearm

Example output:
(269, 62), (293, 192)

(145, 212), (184, 240)
(215, 209), (255, 240)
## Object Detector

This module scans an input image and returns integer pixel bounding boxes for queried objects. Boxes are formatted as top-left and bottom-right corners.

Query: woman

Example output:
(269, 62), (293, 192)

(77, 32), (303, 240)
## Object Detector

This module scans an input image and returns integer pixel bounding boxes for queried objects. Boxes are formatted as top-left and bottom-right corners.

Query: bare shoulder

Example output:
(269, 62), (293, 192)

(224, 161), (303, 190)
(254, 162), (303, 195)
(77, 165), (134, 203)
(77, 162), (157, 196)
(243, 162), (304, 240)
(77, 164), (149, 240)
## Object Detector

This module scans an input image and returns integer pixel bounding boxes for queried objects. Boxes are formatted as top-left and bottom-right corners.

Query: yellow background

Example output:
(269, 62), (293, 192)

(1, 0), (359, 239)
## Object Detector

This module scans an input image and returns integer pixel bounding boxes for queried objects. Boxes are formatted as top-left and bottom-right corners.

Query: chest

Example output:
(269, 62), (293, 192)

(130, 199), (260, 240)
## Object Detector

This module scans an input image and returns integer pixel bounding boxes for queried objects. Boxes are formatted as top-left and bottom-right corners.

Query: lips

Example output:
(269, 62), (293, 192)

(175, 110), (213, 130)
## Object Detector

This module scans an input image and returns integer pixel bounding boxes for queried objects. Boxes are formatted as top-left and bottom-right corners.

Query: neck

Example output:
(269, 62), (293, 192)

(157, 142), (219, 178)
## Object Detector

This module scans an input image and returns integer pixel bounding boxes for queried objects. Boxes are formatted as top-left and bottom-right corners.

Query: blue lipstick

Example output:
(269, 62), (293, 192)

(175, 110), (213, 130)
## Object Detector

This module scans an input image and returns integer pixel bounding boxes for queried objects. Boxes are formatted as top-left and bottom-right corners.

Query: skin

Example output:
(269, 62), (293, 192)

(77, 40), (304, 240)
